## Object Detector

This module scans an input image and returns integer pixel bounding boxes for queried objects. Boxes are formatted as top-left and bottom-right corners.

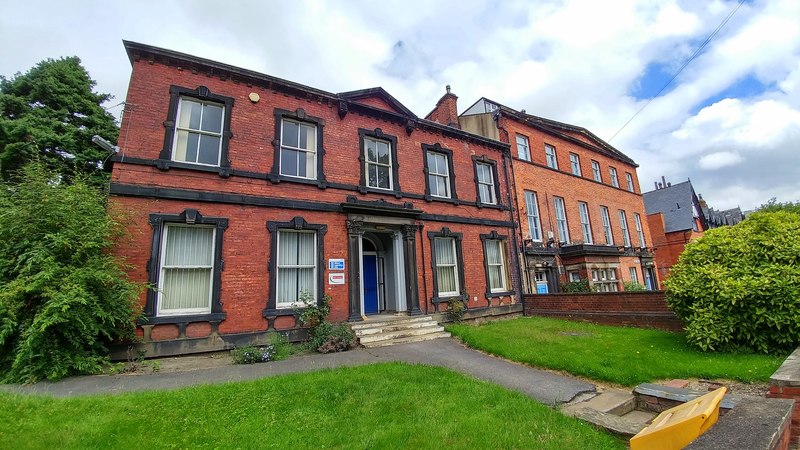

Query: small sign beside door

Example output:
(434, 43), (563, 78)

(328, 273), (345, 285)
(328, 258), (345, 270)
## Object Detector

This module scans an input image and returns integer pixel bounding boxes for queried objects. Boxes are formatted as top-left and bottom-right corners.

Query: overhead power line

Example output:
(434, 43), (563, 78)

(608, 0), (746, 143)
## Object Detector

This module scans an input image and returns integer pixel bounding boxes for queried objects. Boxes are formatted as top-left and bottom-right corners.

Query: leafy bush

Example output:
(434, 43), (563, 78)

(445, 297), (466, 322)
(665, 212), (800, 354)
(561, 278), (592, 292)
(231, 345), (276, 364)
(623, 281), (646, 291)
(0, 164), (142, 382)
(298, 293), (357, 353)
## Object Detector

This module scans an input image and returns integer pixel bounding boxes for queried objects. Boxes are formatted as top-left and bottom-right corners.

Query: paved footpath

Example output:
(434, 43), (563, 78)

(0, 338), (595, 405)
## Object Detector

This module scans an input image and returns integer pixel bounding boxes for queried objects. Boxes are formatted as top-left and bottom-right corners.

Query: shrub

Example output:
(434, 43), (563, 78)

(0, 163), (142, 382)
(623, 281), (646, 291)
(445, 297), (466, 322)
(665, 212), (800, 354)
(231, 345), (276, 364)
(561, 278), (592, 292)
(298, 293), (357, 353)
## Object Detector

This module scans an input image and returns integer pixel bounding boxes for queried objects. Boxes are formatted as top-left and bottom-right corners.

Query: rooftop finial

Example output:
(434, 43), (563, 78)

(446, 85), (451, 94)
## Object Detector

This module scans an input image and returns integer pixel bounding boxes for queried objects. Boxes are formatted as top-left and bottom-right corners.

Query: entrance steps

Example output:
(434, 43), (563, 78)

(351, 315), (450, 348)
(562, 389), (657, 437)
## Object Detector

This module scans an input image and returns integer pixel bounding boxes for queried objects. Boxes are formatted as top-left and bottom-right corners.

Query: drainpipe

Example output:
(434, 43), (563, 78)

(418, 224), (429, 315)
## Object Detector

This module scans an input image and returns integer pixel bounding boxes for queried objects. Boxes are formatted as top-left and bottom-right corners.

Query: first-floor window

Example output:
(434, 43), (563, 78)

(553, 196), (570, 243)
(172, 97), (224, 166)
(600, 206), (614, 245)
(276, 230), (317, 307)
(619, 210), (631, 247)
(524, 191), (542, 241)
(484, 239), (508, 292)
(434, 237), (459, 296)
(427, 151), (451, 198)
(578, 201), (593, 244)
(158, 225), (215, 316)
(476, 162), (497, 204)
(280, 118), (317, 179)
(592, 268), (619, 292)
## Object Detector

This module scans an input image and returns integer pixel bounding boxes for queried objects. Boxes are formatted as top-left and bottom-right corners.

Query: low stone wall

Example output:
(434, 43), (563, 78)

(523, 291), (683, 331)
(768, 347), (800, 446)
(433, 303), (523, 324)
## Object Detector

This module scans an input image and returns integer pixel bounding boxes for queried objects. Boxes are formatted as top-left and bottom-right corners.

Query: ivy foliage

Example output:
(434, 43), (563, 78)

(0, 57), (118, 185)
(665, 212), (800, 354)
(0, 164), (142, 383)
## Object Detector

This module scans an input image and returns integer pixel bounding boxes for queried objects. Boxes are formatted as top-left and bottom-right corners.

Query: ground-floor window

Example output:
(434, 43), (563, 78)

(158, 224), (215, 315)
(629, 267), (639, 284)
(484, 239), (508, 292)
(276, 229), (317, 308)
(434, 237), (460, 296)
(592, 268), (619, 292)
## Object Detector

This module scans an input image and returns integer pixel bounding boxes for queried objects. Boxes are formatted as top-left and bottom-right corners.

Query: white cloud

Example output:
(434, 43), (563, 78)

(698, 152), (743, 170)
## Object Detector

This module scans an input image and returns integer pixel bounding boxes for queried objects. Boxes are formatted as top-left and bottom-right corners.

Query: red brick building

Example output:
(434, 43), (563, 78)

(112, 42), (519, 356)
(643, 179), (708, 289)
(458, 99), (657, 293)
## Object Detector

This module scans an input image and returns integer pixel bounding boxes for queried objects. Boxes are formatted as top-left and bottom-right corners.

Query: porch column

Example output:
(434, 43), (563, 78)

(346, 220), (364, 322)
(402, 224), (422, 316)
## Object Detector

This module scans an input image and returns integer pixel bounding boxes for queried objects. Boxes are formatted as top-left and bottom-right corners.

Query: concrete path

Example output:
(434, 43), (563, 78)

(0, 338), (595, 405)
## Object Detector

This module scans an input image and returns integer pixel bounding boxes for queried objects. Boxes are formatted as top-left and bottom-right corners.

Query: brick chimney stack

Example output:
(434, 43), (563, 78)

(425, 85), (460, 129)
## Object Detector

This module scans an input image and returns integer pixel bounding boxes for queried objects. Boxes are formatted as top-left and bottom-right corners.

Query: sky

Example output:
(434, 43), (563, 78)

(2, 0), (798, 211)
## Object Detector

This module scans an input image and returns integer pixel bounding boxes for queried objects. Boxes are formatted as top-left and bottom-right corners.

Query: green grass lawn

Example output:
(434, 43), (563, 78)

(1, 362), (623, 449)
(447, 317), (784, 386)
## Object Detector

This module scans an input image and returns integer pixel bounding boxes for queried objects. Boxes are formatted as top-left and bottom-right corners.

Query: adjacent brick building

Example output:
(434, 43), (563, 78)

(113, 42), (519, 356)
(643, 179), (708, 289)
(457, 98), (657, 293)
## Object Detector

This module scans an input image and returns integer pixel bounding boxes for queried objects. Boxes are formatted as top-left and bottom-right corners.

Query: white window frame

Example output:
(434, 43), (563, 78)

(485, 239), (508, 293)
(516, 134), (531, 162)
(172, 97), (224, 166)
(592, 268), (619, 292)
(634, 213), (646, 247)
(476, 162), (496, 205)
(591, 160), (602, 182)
(157, 224), (215, 316)
(569, 271), (581, 282)
(280, 118), (317, 179)
(600, 206), (614, 245)
(609, 167), (619, 187)
(626, 173), (635, 192)
(629, 267), (639, 284)
(427, 151), (451, 198)
(570, 153), (582, 176)
(619, 210), (631, 247)
(276, 229), (318, 309)
(578, 202), (593, 244)
(553, 196), (570, 243)
(545, 144), (558, 169)
(434, 237), (460, 297)
(364, 136), (393, 190)
(524, 191), (543, 241)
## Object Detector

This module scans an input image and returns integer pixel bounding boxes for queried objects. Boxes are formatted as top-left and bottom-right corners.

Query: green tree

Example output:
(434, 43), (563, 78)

(0, 164), (142, 383)
(665, 211), (800, 354)
(758, 197), (800, 214)
(0, 57), (118, 185)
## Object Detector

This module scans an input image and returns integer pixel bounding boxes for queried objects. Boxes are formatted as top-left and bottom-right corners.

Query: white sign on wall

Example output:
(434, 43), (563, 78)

(328, 273), (345, 285)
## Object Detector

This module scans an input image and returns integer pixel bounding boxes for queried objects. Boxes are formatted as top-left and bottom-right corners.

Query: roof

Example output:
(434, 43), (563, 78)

(642, 180), (702, 233)
(463, 97), (638, 167)
(122, 40), (508, 152)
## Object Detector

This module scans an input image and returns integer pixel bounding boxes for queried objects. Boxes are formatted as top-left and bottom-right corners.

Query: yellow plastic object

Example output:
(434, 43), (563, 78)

(630, 386), (727, 450)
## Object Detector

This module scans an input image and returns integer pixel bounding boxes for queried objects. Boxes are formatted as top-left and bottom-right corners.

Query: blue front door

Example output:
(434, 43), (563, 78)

(363, 254), (379, 314)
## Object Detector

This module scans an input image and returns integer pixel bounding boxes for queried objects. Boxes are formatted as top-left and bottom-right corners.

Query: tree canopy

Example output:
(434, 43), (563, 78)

(758, 198), (800, 215)
(665, 211), (800, 354)
(0, 57), (118, 184)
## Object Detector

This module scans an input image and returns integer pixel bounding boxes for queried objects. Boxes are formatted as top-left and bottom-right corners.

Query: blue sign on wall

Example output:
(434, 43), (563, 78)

(536, 282), (549, 294)
(328, 258), (345, 270)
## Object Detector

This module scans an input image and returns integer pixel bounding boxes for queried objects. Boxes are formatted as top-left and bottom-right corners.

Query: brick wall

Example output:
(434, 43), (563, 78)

(768, 347), (800, 446)
(523, 291), (683, 331)
(646, 212), (704, 289)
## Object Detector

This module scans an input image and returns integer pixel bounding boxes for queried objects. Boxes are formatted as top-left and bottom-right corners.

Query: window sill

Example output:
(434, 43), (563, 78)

(424, 195), (460, 206)
(358, 185), (403, 198)
(431, 294), (468, 304)
(267, 174), (327, 189)
(262, 307), (302, 318)
(155, 159), (232, 177)
(486, 290), (514, 299)
(139, 312), (226, 325)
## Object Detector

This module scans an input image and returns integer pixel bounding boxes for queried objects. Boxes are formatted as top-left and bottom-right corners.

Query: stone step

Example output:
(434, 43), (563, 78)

(350, 316), (434, 330)
(358, 325), (447, 344)
(361, 331), (451, 348)
(353, 320), (441, 336)
(571, 408), (647, 437)
(620, 409), (657, 427)
(563, 389), (636, 416)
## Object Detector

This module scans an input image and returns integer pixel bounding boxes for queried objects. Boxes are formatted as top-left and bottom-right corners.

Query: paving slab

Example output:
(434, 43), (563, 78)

(0, 338), (595, 405)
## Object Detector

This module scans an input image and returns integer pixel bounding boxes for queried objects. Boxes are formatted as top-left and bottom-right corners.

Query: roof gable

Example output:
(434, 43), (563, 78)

(643, 181), (704, 233)
(338, 88), (417, 118)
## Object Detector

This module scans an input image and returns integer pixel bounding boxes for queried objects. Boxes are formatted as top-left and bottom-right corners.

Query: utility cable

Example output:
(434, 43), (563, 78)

(608, 0), (746, 143)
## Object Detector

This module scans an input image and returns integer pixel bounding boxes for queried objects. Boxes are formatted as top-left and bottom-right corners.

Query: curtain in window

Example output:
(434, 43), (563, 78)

(278, 231), (316, 305)
(486, 240), (504, 290)
(160, 226), (214, 312)
(435, 238), (457, 294)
